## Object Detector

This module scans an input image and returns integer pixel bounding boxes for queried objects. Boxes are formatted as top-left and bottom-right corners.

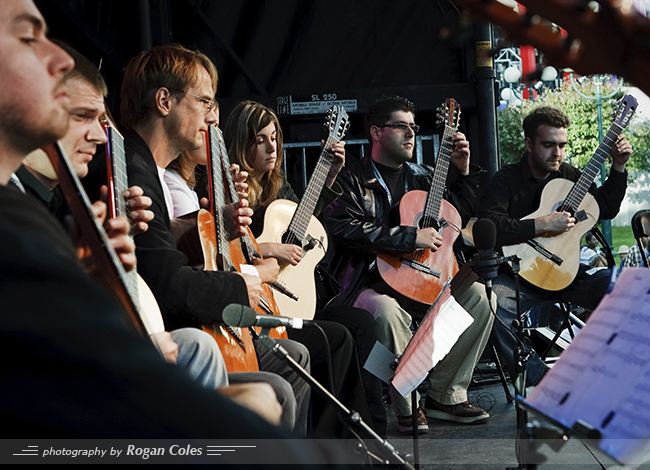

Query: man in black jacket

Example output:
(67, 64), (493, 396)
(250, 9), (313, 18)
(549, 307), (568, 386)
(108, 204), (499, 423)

(479, 106), (631, 386)
(324, 95), (494, 433)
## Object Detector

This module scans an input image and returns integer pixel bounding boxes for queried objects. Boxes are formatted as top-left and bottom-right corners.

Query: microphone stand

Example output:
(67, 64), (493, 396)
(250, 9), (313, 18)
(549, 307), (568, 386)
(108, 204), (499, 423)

(472, 253), (536, 470)
(256, 330), (415, 470)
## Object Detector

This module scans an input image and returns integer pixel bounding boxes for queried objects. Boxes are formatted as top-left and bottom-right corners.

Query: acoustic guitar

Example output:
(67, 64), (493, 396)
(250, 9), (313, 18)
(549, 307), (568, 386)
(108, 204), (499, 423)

(102, 115), (166, 336)
(198, 124), (259, 372)
(502, 94), (637, 291)
(210, 125), (288, 340)
(371, 98), (463, 312)
(257, 105), (350, 320)
(43, 142), (146, 335)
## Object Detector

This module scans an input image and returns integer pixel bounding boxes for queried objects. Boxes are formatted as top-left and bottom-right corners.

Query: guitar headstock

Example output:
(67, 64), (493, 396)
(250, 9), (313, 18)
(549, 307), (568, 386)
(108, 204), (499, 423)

(324, 105), (351, 142)
(452, 0), (650, 96)
(611, 94), (638, 129)
(436, 98), (461, 131)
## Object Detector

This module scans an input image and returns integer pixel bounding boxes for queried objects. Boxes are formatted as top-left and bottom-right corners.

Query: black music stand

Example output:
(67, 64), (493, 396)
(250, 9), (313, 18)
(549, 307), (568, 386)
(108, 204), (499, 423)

(513, 268), (650, 468)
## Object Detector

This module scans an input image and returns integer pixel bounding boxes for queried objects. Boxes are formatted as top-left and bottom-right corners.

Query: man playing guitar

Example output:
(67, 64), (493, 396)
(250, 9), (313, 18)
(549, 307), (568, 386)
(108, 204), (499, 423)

(479, 106), (632, 387)
(324, 95), (494, 433)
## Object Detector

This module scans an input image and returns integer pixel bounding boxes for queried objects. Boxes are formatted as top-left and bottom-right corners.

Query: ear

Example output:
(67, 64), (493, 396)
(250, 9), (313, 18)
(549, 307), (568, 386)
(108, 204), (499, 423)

(370, 125), (381, 143)
(154, 87), (174, 116)
(524, 136), (533, 154)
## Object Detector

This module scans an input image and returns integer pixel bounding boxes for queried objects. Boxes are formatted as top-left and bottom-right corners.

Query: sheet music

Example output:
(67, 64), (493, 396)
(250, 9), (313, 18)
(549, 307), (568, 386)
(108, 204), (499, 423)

(392, 285), (474, 398)
(526, 268), (650, 465)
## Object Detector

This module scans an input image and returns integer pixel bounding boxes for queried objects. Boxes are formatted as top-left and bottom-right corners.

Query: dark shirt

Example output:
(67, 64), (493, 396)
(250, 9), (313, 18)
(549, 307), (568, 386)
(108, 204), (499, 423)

(124, 131), (249, 331)
(0, 185), (284, 439)
(479, 155), (628, 248)
(15, 165), (66, 221)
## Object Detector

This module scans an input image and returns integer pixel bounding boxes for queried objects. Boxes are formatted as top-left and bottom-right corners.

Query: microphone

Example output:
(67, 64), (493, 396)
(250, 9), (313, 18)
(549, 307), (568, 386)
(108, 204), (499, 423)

(222, 303), (310, 330)
(469, 219), (501, 293)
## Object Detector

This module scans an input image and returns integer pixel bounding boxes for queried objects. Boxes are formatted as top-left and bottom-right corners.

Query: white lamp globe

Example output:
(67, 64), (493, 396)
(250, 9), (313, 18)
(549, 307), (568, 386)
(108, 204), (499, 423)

(541, 66), (558, 82)
(504, 66), (521, 84)
(501, 88), (513, 101)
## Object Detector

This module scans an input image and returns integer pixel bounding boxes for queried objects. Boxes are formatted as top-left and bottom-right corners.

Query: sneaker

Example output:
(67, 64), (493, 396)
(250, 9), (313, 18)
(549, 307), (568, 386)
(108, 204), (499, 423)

(396, 405), (429, 434)
(424, 397), (489, 424)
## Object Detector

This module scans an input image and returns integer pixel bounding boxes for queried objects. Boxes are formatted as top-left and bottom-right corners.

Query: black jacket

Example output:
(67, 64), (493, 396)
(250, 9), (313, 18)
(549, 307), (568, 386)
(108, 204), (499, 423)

(479, 155), (628, 248)
(125, 131), (249, 331)
(323, 155), (485, 307)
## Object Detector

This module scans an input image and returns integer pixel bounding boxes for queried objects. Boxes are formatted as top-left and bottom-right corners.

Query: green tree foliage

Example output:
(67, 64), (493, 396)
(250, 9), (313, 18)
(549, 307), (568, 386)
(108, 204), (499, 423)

(497, 77), (650, 177)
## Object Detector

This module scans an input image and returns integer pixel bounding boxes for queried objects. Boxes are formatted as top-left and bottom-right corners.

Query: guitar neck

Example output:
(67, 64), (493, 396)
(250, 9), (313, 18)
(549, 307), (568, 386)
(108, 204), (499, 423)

(423, 123), (456, 227)
(560, 122), (623, 213)
(285, 135), (336, 244)
(207, 125), (233, 269)
(44, 142), (145, 334)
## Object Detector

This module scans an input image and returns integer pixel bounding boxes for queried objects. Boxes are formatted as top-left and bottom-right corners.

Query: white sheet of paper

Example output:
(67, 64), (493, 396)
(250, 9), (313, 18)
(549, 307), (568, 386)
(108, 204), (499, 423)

(392, 290), (474, 398)
(363, 341), (399, 385)
(525, 268), (650, 466)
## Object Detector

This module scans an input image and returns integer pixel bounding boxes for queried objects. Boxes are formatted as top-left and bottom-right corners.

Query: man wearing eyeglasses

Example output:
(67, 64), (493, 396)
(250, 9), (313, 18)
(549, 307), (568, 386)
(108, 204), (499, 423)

(119, 44), (312, 434)
(324, 95), (494, 433)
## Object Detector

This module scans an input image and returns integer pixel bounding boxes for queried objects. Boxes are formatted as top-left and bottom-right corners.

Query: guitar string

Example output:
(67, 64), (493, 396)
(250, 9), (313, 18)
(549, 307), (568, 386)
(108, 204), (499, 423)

(416, 106), (459, 264)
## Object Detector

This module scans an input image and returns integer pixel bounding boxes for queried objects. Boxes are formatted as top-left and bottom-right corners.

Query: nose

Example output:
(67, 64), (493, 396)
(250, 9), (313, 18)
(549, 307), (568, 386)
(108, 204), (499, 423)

(47, 39), (74, 78)
(88, 118), (108, 145)
(206, 107), (218, 125)
(266, 139), (275, 154)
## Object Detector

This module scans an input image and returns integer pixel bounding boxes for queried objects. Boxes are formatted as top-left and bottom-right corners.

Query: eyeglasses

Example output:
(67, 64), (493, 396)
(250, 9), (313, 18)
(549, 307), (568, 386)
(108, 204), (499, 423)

(185, 91), (216, 113)
(377, 122), (420, 133)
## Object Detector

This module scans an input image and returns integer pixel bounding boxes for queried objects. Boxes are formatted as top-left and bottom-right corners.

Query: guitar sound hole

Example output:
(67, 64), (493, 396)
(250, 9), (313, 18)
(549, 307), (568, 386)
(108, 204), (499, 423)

(281, 230), (301, 246)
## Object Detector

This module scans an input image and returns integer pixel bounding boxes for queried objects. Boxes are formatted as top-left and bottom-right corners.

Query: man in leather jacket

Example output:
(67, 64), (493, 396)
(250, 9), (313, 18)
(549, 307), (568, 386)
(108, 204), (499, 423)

(323, 95), (494, 433)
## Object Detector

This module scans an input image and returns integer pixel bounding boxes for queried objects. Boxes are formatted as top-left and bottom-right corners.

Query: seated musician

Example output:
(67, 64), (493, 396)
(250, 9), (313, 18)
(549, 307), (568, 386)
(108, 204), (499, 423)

(323, 95), (494, 433)
(478, 106), (632, 386)
(117, 44), (310, 434)
(0, 0), (349, 450)
(169, 100), (383, 438)
(10, 41), (266, 397)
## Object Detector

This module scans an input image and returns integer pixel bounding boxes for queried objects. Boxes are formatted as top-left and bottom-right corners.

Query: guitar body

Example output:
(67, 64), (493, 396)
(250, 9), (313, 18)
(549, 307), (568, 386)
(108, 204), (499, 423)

(502, 178), (600, 291)
(236, 230), (288, 340)
(197, 209), (259, 372)
(374, 191), (461, 310)
(135, 274), (165, 334)
(258, 199), (328, 320)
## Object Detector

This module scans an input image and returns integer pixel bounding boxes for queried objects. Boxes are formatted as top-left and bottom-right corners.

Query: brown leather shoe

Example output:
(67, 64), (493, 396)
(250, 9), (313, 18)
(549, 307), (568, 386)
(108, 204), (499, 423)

(396, 405), (429, 434)
(424, 397), (489, 424)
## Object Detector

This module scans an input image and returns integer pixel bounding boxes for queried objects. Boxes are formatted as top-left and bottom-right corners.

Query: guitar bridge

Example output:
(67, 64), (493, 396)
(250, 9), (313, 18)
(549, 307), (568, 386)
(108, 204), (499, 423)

(526, 240), (564, 266)
(400, 258), (441, 278)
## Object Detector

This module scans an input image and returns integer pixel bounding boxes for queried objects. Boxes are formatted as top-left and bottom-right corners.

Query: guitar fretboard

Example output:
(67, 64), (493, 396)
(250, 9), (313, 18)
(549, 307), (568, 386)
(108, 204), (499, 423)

(105, 125), (140, 313)
(558, 122), (623, 213)
(284, 135), (336, 245)
(422, 123), (456, 228)
(208, 125), (233, 269)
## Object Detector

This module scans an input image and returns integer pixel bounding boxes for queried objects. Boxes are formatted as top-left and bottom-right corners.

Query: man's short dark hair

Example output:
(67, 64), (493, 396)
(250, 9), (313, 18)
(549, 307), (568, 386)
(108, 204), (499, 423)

(53, 40), (108, 97)
(522, 106), (570, 142)
(364, 95), (416, 143)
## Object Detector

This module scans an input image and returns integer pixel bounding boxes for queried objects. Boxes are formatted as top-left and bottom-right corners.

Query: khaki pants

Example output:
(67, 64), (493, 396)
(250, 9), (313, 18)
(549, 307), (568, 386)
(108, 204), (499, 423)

(354, 282), (494, 416)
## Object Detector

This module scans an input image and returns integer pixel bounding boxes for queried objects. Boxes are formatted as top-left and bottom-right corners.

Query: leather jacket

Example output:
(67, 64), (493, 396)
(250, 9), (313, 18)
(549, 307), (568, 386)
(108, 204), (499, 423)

(323, 155), (485, 307)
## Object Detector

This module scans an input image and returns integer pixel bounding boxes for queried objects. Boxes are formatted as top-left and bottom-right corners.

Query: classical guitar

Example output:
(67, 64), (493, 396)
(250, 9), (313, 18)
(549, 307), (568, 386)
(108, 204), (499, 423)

(371, 98), (463, 313)
(502, 94), (637, 291)
(209, 125), (288, 340)
(452, 0), (650, 97)
(102, 115), (166, 336)
(43, 142), (146, 335)
(199, 124), (259, 372)
(257, 105), (350, 320)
